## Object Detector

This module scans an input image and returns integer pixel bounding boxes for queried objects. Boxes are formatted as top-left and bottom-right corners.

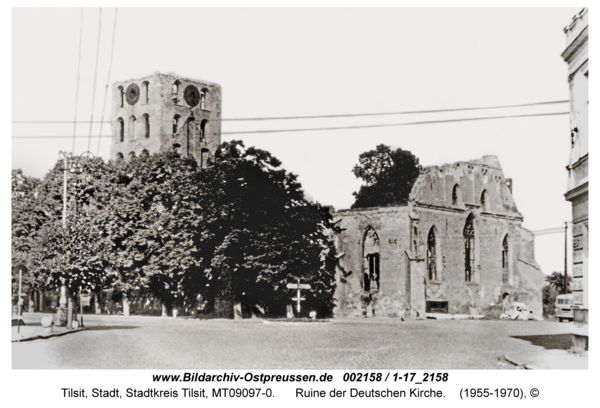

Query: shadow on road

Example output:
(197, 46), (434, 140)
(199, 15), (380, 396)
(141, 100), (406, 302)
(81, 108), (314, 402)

(510, 334), (572, 350)
(84, 326), (139, 331)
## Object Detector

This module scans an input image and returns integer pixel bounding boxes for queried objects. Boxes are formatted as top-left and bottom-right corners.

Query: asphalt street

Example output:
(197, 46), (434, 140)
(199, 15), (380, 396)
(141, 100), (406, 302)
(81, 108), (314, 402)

(12, 314), (575, 369)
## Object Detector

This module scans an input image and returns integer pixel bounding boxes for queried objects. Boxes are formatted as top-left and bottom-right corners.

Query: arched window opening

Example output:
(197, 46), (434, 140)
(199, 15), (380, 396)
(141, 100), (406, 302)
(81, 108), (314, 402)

(200, 88), (208, 109)
(142, 81), (149, 103)
(464, 214), (475, 282)
(200, 119), (208, 141)
(363, 226), (380, 292)
(172, 80), (181, 103)
(117, 118), (124, 142)
(129, 116), (136, 140)
(140, 149), (150, 158)
(452, 184), (462, 206)
(427, 227), (437, 280)
(201, 148), (210, 169)
(117, 86), (124, 107)
(173, 143), (182, 154)
(116, 152), (124, 161)
(481, 190), (488, 211)
(502, 235), (509, 284)
(128, 151), (136, 161)
(142, 114), (150, 138)
(173, 115), (181, 136)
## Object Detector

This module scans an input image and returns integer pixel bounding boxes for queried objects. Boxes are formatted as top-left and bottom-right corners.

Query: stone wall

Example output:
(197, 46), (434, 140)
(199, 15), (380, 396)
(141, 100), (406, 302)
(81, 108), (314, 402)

(334, 206), (410, 318)
(110, 72), (222, 165)
(333, 155), (545, 319)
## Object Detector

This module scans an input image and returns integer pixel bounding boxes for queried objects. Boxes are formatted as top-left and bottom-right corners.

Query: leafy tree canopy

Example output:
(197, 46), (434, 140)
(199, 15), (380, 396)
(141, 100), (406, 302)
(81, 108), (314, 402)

(351, 144), (421, 209)
(545, 271), (572, 295)
(15, 142), (341, 317)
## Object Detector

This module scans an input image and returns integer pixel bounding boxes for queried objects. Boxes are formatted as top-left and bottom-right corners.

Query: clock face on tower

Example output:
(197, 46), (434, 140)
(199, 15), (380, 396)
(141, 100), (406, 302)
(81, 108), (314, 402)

(126, 83), (140, 105)
(184, 85), (200, 108)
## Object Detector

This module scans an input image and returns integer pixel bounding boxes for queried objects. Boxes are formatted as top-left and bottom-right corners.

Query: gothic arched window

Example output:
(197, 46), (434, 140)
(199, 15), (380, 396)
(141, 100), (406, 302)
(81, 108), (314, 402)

(173, 115), (181, 136)
(200, 119), (208, 141)
(142, 81), (149, 104)
(117, 86), (124, 107)
(363, 226), (380, 292)
(142, 114), (150, 138)
(464, 214), (475, 282)
(427, 227), (437, 280)
(502, 235), (509, 284)
(129, 116), (136, 140)
(172, 80), (181, 103)
(117, 118), (124, 142)
(452, 184), (462, 206)
(481, 190), (488, 211)
(200, 88), (208, 109)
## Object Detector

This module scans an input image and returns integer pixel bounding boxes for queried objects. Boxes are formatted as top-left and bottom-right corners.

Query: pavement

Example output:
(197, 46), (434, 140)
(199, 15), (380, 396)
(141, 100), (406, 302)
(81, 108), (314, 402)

(12, 312), (587, 369)
(12, 313), (88, 342)
(504, 349), (587, 369)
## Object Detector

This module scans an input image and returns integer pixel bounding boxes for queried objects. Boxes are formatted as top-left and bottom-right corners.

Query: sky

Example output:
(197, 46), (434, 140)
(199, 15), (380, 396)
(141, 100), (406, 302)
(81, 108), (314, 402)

(11, 7), (583, 277)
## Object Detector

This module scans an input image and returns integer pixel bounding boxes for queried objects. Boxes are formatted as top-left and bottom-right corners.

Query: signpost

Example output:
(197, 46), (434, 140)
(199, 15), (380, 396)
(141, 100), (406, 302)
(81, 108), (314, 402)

(286, 279), (311, 316)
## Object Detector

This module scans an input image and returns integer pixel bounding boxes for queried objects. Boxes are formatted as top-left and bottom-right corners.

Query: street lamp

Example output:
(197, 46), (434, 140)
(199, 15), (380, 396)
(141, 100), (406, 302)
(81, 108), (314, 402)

(56, 150), (94, 329)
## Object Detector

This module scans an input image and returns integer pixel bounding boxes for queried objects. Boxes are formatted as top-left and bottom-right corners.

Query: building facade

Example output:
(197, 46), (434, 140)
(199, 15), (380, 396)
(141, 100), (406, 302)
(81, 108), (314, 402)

(562, 8), (588, 348)
(110, 72), (222, 167)
(333, 156), (545, 318)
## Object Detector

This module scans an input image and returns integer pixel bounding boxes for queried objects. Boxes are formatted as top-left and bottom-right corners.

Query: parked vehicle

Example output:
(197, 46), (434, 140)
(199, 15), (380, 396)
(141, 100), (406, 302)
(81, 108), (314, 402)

(555, 293), (573, 322)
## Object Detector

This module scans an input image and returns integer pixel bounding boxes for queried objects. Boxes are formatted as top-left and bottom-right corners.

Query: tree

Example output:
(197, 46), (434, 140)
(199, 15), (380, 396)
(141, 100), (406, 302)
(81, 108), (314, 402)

(542, 284), (559, 317)
(14, 142), (341, 318)
(545, 271), (572, 295)
(197, 141), (341, 317)
(351, 144), (421, 209)
(90, 152), (207, 313)
(11, 169), (45, 301)
(32, 157), (116, 307)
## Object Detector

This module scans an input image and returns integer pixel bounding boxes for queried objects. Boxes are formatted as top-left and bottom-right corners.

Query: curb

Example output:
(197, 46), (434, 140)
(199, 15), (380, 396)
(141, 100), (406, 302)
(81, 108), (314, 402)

(12, 327), (88, 343)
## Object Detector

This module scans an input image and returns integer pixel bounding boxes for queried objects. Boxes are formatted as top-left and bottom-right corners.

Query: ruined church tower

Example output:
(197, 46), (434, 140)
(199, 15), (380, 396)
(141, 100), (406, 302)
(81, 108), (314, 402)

(110, 72), (222, 167)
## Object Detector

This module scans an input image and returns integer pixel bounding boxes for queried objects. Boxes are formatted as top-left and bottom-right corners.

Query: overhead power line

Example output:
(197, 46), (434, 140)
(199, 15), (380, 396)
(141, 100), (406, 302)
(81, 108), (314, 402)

(87, 8), (103, 152)
(221, 112), (569, 135)
(12, 99), (569, 125)
(221, 100), (569, 122)
(71, 8), (84, 154)
(11, 111), (570, 139)
(96, 8), (118, 157)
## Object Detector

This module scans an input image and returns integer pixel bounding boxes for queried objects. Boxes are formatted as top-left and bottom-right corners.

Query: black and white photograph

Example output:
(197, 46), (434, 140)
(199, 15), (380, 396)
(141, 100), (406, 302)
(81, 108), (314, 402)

(9, 3), (593, 405)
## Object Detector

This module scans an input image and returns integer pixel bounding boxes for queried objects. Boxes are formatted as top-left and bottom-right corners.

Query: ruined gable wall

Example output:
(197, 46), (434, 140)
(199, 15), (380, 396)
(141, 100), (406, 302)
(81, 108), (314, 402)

(410, 156), (530, 315)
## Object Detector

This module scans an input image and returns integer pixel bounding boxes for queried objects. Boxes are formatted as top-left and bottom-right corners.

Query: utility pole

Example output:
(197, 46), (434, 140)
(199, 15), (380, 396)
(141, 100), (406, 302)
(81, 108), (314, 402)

(564, 222), (568, 295)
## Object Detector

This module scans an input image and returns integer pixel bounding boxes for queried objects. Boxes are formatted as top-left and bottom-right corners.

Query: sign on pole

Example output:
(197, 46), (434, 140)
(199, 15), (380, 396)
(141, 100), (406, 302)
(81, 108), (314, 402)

(287, 279), (311, 315)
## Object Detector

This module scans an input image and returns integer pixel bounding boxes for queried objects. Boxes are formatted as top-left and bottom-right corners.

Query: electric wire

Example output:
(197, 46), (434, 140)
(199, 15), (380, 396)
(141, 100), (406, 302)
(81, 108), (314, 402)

(71, 8), (84, 154)
(86, 8), (103, 153)
(12, 99), (569, 125)
(220, 100), (569, 122)
(220, 112), (569, 136)
(96, 8), (118, 157)
(11, 111), (570, 139)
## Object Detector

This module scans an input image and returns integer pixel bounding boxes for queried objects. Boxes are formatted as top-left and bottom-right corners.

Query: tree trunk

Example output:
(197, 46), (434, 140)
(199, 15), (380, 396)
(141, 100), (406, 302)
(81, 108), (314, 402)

(123, 294), (130, 316)
(94, 294), (102, 314)
(233, 301), (242, 320)
(161, 303), (168, 317)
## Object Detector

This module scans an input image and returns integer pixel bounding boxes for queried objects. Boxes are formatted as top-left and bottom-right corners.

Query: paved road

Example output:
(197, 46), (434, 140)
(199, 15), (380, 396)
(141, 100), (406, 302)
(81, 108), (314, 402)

(12, 314), (575, 369)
